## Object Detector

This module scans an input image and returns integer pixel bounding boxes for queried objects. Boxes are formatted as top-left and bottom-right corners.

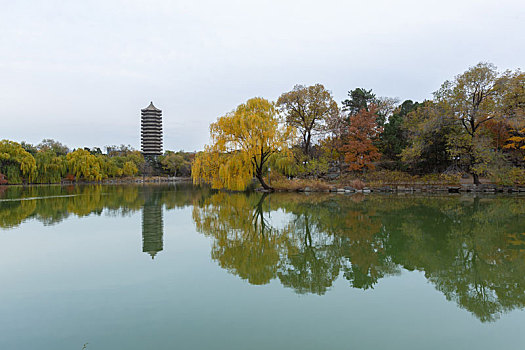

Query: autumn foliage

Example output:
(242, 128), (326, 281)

(0, 173), (7, 185)
(192, 97), (294, 191)
(0, 139), (145, 184)
(504, 128), (525, 160)
(342, 106), (382, 171)
(2, 62), (524, 187)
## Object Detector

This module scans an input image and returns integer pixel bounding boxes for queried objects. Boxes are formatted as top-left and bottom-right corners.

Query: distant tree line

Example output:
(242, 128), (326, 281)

(192, 62), (525, 190)
(2, 62), (523, 187)
(0, 139), (194, 184)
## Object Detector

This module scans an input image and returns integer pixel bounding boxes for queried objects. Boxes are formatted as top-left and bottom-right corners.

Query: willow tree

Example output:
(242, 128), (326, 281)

(192, 97), (294, 191)
(66, 149), (102, 181)
(34, 150), (67, 183)
(0, 140), (36, 184)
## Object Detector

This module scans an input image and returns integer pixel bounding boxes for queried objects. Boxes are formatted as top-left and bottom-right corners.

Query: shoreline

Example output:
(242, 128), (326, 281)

(1, 178), (524, 195)
(259, 183), (525, 194)
(0, 176), (193, 187)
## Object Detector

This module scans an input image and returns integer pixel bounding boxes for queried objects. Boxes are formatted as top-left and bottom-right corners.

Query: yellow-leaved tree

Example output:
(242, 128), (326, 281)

(192, 97), (294, 191)
(504, 128), (525, 160)
(0, 139), (37, 184)
(66, 149), (102, 181)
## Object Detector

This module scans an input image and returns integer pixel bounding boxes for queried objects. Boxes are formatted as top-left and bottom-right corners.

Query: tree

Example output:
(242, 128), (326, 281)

(321, 110), (348, 162)
(105, 144), (133, 157)
(277, 84), (338, 157)
(483, 120), (511, 150)
(342, 105), (383, 171)
(159, 151), (191, 176)
(504, 128), (525, 162)
(20, 141), (37, 156)
(105, 147), (145, 177)
(66, 149), (102, 181)
(122, 150), (145, 169)
(401, 100), (456, 173)
(34, 150), (67, 183)
(342, 88), (398, 126)
(84, 147), (102, 155)
(401, 64), (524, 179)
(192, 97), (294, 191)
(96, 155), (122, 178)
(433, 62), (519, 184)
(0, 140), (36, 184)
(1, 139), (148, 183)
(122, 161), (138, 177)
(379, 100), (419, 161)
(37, 139), (69, 156)
(498, 70), (525, 163)
(496, 69), (525, 122)
(342, 88), (377, 115)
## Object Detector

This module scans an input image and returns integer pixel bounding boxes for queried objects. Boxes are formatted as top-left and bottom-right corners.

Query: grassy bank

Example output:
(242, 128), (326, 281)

(265, 171), (525, 193)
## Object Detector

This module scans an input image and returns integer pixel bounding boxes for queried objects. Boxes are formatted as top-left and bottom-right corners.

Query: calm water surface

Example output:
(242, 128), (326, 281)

(0, 184), (524, 349)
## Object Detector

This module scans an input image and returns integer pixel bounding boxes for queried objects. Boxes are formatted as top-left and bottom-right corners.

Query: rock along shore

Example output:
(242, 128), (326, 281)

(0, 177), (193, 186)
(258, 184), (525, 194)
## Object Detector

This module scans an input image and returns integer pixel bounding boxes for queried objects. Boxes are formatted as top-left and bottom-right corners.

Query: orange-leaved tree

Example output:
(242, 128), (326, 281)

(504, 128), (525, 160)
(342, 105), (383, 171)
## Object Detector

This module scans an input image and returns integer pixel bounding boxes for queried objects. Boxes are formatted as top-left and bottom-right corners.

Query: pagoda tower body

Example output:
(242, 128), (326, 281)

(141, 102), (163, 157)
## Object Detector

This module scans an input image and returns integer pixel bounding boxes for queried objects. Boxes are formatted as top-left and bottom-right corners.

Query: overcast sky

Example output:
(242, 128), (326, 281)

(1, 0), (523, 152)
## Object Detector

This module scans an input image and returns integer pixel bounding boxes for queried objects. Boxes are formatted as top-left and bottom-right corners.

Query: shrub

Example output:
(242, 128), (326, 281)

(349, 179), (366, 189)
(357, 170), (460, 186)
(269, 173), (331, 191)
(490, 167), (525, 186)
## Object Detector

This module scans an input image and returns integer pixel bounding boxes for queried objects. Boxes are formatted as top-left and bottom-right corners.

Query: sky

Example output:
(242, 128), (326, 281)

(1, 0), (524, 152)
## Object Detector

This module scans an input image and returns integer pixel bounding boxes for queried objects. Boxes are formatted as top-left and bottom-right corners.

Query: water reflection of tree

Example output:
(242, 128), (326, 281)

(0, 198), (37, 228)
(2, 184), (525, 322)
(192, 193), (395, 294)
(193, 192), (525, 322)
(193, 192), (285, 285)
(278, 211), (342, 295)
(0, 183), (209, 263)
(0, 184), (199, 229)
(383, 197), (525, 322)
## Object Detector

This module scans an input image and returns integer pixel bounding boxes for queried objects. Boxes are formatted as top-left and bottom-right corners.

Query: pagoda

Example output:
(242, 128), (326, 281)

(141, 102), (163, 157)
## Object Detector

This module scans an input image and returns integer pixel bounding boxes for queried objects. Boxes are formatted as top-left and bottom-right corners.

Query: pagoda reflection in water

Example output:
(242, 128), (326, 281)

(141, 187), (164, 259)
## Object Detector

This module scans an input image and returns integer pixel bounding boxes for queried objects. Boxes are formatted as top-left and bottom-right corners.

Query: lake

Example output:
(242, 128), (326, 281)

(0, 184), (524, 349)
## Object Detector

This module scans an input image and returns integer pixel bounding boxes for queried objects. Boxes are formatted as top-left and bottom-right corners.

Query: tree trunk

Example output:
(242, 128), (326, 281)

(256, 172), (273, 191)
(305, 132), (311, 156)
(472, 172), (480, 185)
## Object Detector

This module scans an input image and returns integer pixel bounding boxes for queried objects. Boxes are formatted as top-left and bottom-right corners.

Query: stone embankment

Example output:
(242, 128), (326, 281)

(268, 184), (525, 194)
(1, 177), (194, 186)
(99, 176), (191, 184)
